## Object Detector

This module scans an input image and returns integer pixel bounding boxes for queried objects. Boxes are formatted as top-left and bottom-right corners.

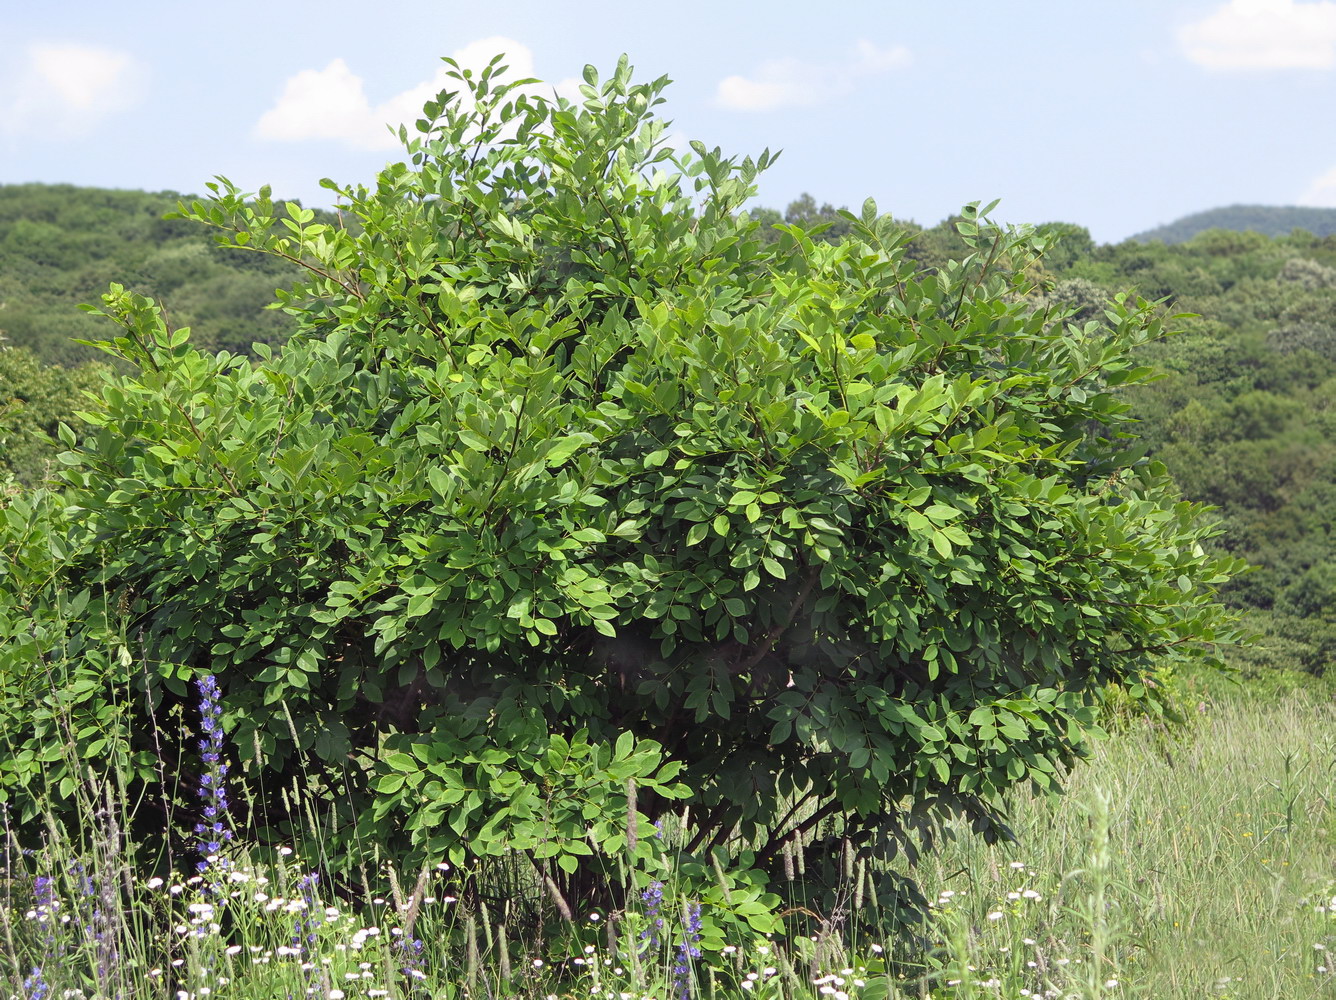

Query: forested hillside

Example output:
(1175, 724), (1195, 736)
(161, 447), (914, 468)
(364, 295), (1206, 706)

(1, 184), (1332, 676)
(1054, 227), (1336, 675)
(1133, 204), (1336, 244)
(0, 184), (303, 367)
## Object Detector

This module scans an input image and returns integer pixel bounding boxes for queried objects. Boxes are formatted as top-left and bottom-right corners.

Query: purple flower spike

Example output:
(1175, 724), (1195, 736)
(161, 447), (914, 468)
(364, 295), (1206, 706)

(193, 675), (234, 878)
(23, 965), (48, 1000)
(639, 880), (664, 952)
(291, 872), (324, 949)
(672, 901), (702, 1000)
(394, 934), (425, 982)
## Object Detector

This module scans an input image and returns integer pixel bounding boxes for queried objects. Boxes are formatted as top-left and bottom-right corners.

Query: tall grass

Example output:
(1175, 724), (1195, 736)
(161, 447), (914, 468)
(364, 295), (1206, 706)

(891, 679), (1336, 999)
(2, 671), (1333, 999)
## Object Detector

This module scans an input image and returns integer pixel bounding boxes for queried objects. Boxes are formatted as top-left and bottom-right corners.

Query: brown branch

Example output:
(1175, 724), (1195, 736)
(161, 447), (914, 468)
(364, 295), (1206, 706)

(735, 566), (821, 677)
(754, 797), (845, 869)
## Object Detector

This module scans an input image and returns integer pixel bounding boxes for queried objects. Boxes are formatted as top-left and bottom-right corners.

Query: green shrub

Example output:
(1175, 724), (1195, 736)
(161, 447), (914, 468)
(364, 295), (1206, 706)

(0, 55), (1243, 923)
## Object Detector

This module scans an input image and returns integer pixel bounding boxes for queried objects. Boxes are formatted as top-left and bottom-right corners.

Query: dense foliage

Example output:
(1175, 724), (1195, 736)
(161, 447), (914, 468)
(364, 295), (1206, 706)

(0, 343), (108, 485)
(1050, 229), (1336, 674)
(0, 56), (1242, 933)
(5, 195), (1334, 678)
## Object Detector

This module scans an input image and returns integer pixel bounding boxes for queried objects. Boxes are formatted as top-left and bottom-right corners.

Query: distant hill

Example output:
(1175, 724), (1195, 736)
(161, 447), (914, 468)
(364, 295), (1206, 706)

(0, 183), (304, 366)
(1133, 204), (1336, 244)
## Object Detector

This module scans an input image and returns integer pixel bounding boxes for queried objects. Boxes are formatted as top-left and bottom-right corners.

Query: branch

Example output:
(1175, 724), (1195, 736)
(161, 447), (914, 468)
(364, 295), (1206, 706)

(736, 566), (821, 677)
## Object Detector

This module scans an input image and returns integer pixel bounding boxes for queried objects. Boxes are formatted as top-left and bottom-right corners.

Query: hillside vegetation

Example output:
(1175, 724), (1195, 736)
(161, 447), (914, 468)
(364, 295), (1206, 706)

(1054, 226), (1336, 676)
(1132, 204), (1336, 244)
(0, 183), (303, 367)
(0, 49), (1331, 998)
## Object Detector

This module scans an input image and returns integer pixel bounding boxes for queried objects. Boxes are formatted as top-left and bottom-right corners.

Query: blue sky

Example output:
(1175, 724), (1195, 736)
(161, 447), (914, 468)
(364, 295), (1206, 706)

(3, 0), (1335, 243)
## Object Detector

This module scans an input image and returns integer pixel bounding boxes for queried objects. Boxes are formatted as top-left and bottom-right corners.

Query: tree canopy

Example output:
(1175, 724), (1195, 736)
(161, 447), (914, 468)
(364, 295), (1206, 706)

(1049, 227), (1336, 674)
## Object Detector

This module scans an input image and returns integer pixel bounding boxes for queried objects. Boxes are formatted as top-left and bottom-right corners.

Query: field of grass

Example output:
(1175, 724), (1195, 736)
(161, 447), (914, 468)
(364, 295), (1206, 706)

(888, 670), (1336, 999)
(2, 669), (1334, 1000)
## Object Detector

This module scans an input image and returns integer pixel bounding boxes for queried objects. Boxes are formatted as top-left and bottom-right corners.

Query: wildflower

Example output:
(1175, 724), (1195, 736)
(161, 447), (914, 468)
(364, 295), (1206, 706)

(292, 872), (323, 948)
(30, 875), (60, 961)
(672, 902), (702, 1000)
(640, 881), (664, 951)
(393, 932), (424, 982)
(193, 675), (234, 878)
(23, 966), (48, 1000)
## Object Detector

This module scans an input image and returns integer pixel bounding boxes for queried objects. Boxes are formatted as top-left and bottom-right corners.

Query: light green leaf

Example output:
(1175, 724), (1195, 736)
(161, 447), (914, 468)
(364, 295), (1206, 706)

(384, 752), (417, 772)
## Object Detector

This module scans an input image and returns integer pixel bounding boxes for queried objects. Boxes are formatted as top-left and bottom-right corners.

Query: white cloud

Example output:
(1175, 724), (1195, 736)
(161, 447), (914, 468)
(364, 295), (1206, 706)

(1302, 165), (1336, 205)
(1179, 0), (1336, 70)
(715, 41), (912, 112)
(551, 77), (585, 105)
(0, 42), (143, 136)
(254, 36), (539, 150)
